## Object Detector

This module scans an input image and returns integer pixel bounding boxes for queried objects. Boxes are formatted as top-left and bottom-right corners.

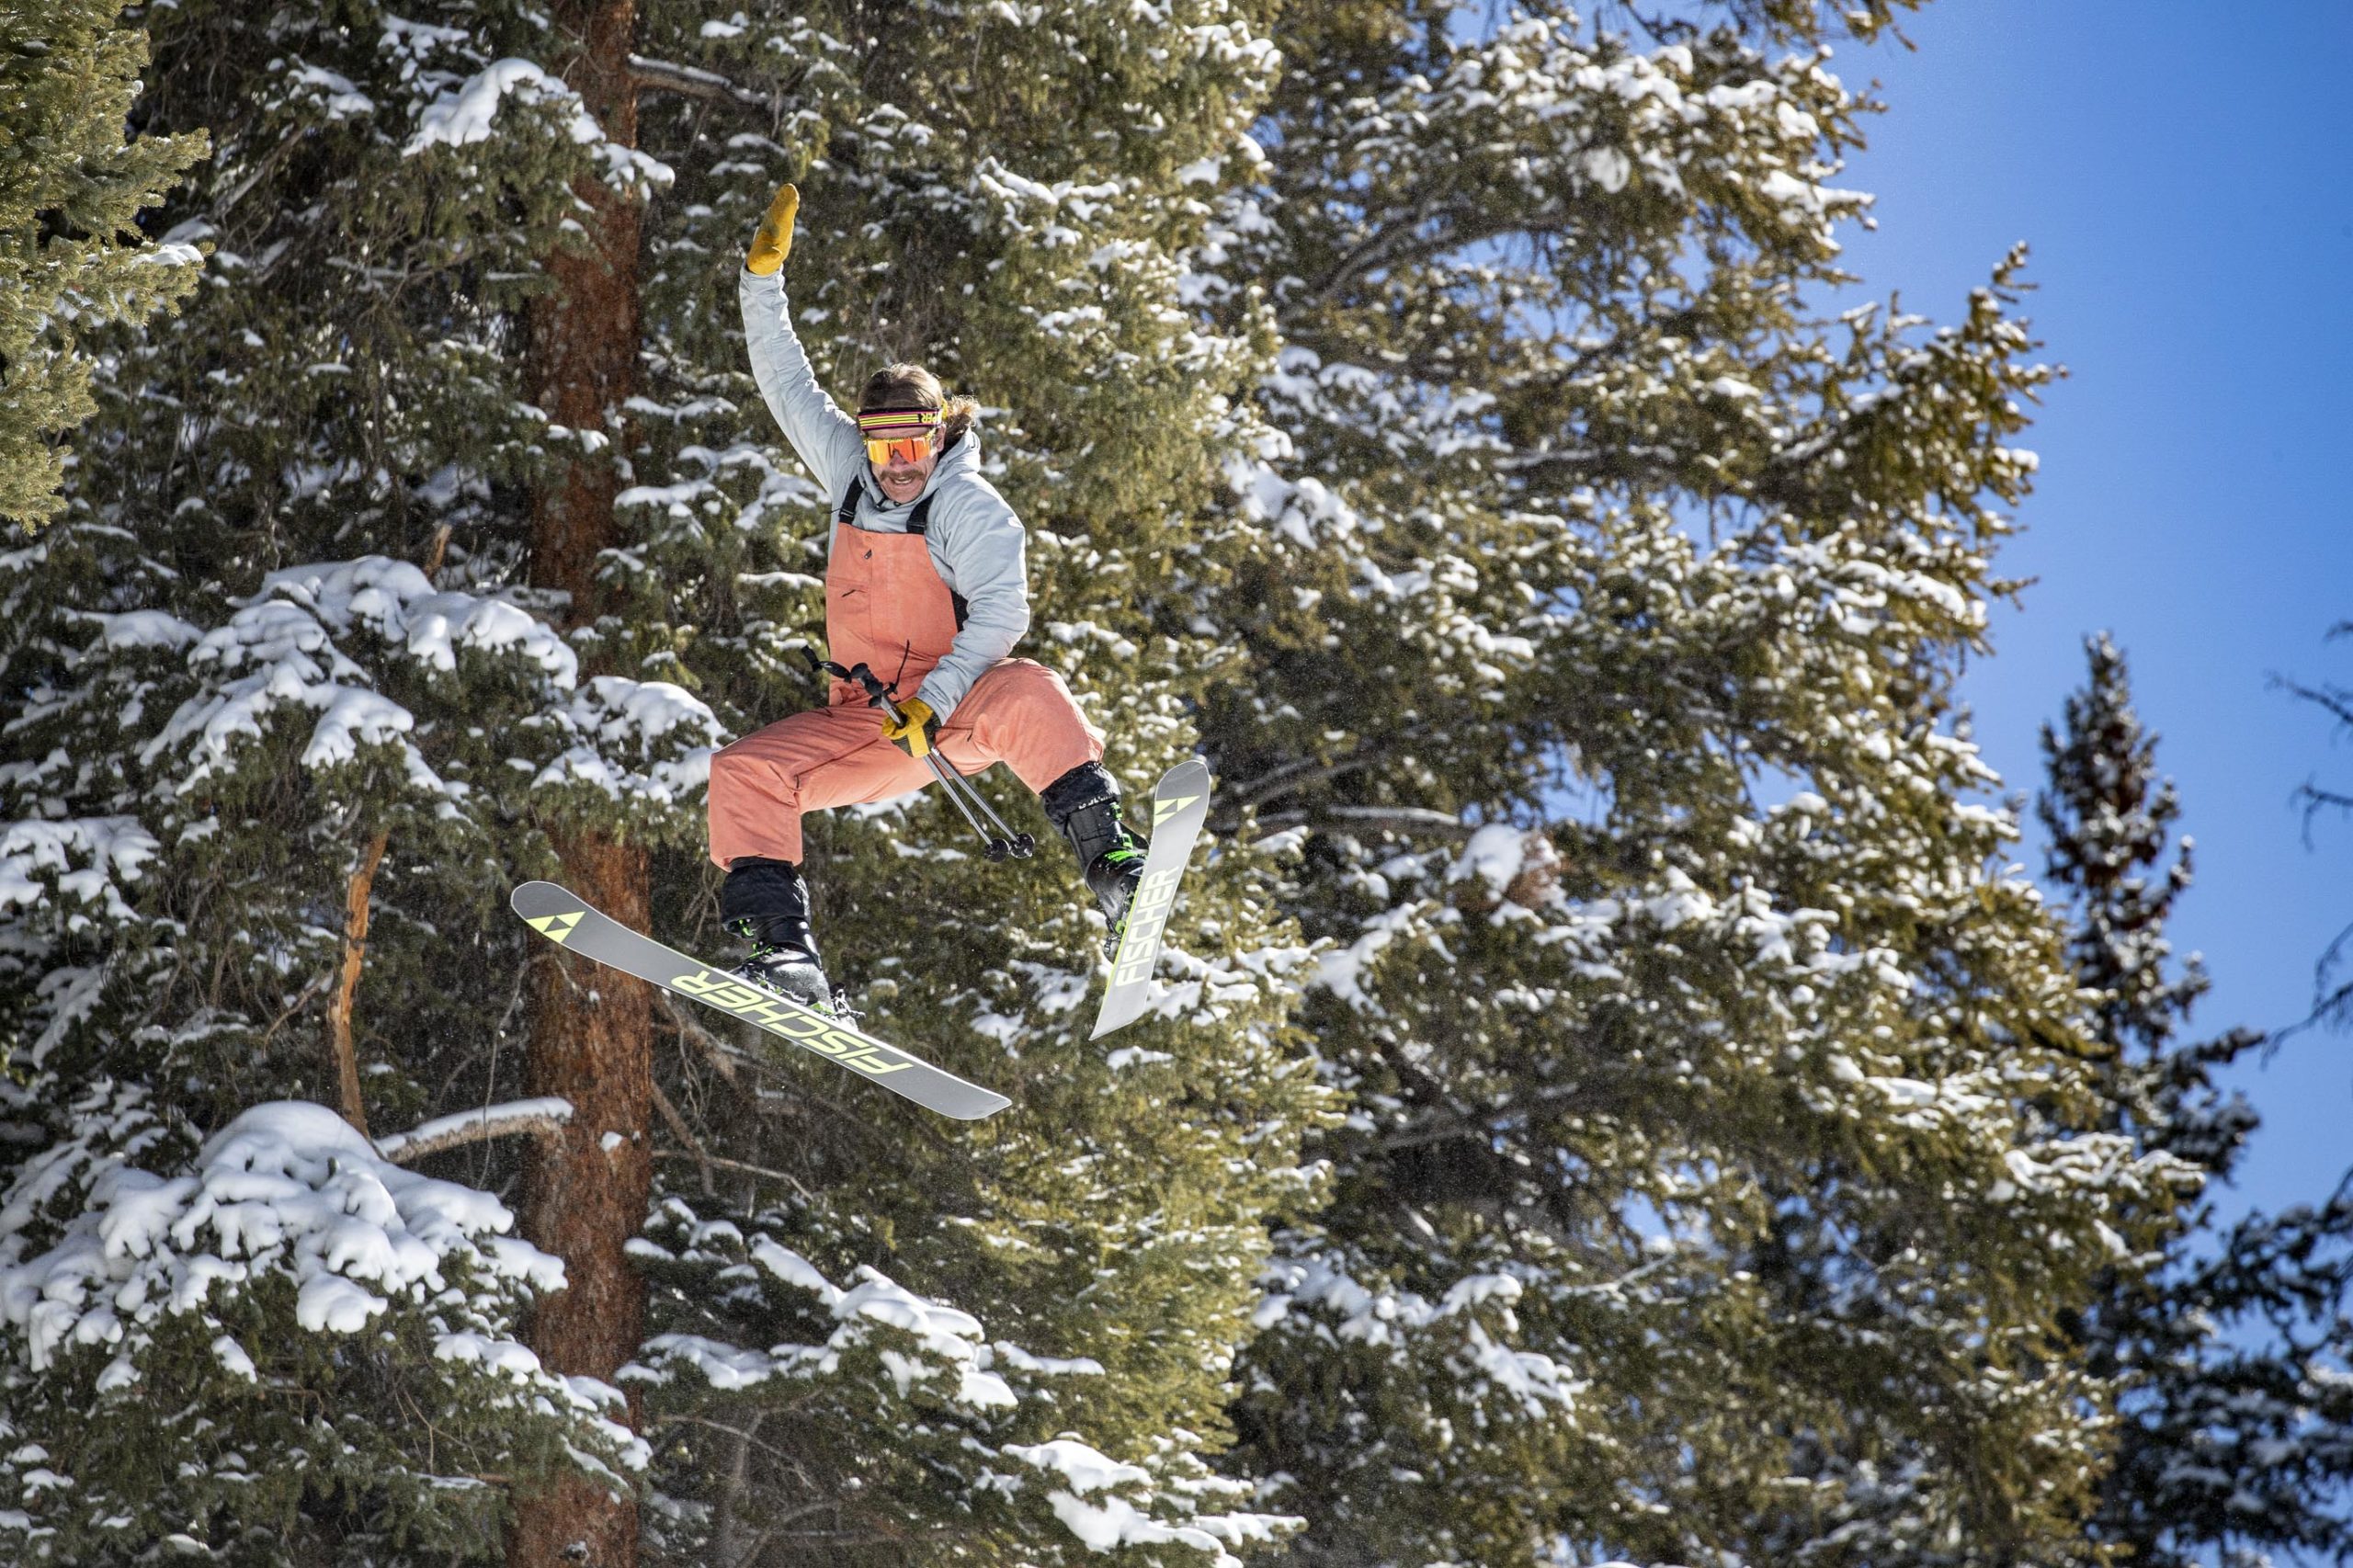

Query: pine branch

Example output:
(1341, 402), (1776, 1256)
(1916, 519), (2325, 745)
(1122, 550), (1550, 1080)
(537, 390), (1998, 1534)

(627, 53), (772, 111)
(1302, 199), (1574, 310)
(1221, 747), (1390, 815)
(1251, 804), (1479, 841)
(2275, 675), (2353, 733)
(377, 1097), (574, 1164)
(651, 1081), (715, 1196)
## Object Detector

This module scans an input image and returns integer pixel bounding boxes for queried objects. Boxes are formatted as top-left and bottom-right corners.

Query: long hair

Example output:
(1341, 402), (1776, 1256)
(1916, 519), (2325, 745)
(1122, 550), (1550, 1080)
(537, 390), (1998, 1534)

(858, 363), (979, 446)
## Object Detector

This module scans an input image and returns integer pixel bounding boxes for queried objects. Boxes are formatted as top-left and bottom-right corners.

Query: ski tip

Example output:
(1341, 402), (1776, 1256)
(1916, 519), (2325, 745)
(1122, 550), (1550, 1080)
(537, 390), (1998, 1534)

(1089, 1008), (1143, 1043)
(510, 880), (578, 916)
(942, 1090), (1015, 1121)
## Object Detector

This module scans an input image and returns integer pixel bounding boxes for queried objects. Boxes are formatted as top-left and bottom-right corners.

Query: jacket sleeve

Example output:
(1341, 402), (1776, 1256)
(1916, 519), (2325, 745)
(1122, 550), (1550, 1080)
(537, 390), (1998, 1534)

(912, 480), (1030, 723)
(738, 267), (864, 503)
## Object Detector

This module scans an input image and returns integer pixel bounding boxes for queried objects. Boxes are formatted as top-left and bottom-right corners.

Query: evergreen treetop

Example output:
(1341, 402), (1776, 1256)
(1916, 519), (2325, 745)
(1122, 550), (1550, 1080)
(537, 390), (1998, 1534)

(2046, 633), (2353, 1568)
(0, 0), (206, 528)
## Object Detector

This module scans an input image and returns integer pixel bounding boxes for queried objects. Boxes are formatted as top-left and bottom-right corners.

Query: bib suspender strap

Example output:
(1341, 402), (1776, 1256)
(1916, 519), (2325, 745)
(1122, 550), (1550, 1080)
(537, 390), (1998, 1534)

(907, 498), (970, 626)
(836, 482), (937, 535)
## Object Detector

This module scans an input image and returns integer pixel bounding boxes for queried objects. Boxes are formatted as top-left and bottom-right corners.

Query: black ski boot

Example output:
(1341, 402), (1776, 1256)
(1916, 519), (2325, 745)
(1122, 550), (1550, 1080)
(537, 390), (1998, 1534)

(1041, 762), (1149, 960)
(720, 857), (837, 1015)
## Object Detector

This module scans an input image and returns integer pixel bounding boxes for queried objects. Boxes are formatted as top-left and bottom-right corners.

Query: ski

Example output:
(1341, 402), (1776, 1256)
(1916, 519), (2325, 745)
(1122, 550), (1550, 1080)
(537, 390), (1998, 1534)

(511, 881), (1010, 1121)
(1091, 758), (1214, 1040)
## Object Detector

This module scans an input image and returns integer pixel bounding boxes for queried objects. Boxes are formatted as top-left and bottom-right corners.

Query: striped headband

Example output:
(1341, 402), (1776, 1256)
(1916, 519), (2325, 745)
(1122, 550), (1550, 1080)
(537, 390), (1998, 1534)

(857, 406), (940, 437)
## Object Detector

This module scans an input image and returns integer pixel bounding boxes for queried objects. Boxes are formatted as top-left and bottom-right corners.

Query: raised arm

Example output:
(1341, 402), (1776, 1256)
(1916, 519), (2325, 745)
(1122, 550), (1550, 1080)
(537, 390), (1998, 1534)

(738, 185), (863, 499)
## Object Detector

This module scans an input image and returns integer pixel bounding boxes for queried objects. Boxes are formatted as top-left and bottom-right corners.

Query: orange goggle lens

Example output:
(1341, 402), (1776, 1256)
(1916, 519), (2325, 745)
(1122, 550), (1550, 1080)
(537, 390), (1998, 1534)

(863, 435), (933, 466)
(858, 407), (940, 469)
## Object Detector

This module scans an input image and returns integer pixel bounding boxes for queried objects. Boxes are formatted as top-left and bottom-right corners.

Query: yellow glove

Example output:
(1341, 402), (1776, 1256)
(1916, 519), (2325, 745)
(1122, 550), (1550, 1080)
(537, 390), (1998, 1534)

(746, 183), (800, 276)
(883, 697), (939, 757)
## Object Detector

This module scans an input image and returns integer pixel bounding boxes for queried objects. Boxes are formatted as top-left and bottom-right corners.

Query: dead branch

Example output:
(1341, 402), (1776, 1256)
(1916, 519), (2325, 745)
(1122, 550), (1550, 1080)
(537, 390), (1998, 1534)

(327, 829), (390, 1137)
(628, 53), (771, 110)
(652, 1148), (815, 1201)
(658, 990), (741, 1085)
(378, 1099), (573, 1165)
(651, 1082), (716, 1196)
(422, 522), (453, 582)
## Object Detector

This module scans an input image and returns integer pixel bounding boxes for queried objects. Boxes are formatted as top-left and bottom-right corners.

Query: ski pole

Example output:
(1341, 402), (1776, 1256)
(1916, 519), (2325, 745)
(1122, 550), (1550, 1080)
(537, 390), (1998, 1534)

(934, 751), (1029, 846)
(918, 750), (1014, 860)
(908, 730), (1036, 861)
(928, 750), (1038, 862)
(798, 646), (1036, 861)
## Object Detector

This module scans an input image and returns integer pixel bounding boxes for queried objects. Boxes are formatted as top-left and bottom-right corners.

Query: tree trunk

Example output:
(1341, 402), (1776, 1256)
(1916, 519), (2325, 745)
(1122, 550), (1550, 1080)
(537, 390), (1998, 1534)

(512, 834), (653, 1568)
(508, 0), (649, 1562)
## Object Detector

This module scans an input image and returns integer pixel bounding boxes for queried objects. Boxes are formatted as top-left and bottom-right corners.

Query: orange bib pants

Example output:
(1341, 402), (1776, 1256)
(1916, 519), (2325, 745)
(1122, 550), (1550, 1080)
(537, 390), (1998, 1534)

(706, 513), (1103, 869)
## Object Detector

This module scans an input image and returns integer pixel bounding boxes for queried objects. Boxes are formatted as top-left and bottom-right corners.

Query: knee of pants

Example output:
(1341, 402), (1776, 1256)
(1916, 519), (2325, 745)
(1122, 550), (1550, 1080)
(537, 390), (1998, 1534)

(988, 658), (1078, 712)
(710, 742), (794, 808)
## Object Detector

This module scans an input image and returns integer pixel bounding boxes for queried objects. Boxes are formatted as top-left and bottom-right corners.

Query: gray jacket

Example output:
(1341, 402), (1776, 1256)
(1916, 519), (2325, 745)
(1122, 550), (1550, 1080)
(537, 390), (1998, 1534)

(738, 267), (1029, 722)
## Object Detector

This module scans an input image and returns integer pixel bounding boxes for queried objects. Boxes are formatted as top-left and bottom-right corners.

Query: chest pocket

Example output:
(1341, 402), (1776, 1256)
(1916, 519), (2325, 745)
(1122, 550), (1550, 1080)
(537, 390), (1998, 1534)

(835, 482), (969, 630)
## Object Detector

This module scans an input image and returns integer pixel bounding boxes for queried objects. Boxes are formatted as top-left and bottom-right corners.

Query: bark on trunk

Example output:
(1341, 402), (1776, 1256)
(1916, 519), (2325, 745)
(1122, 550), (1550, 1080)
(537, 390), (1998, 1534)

(507, 0), (650, 1562)
(511, 833), (653, 1568)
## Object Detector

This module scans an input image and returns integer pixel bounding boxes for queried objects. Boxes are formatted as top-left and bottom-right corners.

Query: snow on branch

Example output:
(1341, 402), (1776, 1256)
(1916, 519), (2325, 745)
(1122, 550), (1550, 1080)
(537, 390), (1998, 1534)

(377, 1096), (573, 1164)
(626, 53), (773, 110)
(1251, 804), (1480, 842)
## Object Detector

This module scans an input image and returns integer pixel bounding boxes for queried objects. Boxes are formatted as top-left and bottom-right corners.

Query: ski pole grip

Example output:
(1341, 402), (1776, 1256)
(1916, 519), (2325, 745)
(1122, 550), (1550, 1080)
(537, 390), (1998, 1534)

(843, 662), (905, 723)
(795, 646), (909, 723)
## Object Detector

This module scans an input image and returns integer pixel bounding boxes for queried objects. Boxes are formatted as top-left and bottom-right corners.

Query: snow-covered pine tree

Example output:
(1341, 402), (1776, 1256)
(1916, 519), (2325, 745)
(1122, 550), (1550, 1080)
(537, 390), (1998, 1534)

(1185, 3), (2181, 1562)
(0, 0), (206, 527)
(503, 0), (665, 1556)
(2036, 632), (2243, 1153)
(606, 0), (1331, 1557)
(5, 0), (1324, 1562)
(0, 0), (708, 1556)
(2043, 634), (2353, 1568)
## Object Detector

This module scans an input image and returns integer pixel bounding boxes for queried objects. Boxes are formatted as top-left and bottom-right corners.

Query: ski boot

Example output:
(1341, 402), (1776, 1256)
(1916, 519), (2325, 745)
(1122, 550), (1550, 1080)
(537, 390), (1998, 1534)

(1042, 762), (1149, 960)
(720, 857), (838, 1016)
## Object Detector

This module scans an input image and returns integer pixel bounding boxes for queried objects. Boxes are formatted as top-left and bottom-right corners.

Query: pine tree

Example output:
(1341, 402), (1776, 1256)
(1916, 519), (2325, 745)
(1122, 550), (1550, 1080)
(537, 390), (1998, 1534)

(1187, 3), (2178, 1562)
(2, 0), (1324, 1561)
(611, 0), (1329, 1556)
(0, 0), (704, 1554)
(2044, 634), (2353, 1568)
(505, 0), (663, 1556)
(0, 0), (207, 529)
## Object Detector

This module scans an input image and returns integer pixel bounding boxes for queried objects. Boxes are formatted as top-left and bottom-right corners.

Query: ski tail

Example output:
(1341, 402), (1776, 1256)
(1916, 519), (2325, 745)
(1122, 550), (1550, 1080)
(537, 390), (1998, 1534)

(1091, 758), (1212, 1040)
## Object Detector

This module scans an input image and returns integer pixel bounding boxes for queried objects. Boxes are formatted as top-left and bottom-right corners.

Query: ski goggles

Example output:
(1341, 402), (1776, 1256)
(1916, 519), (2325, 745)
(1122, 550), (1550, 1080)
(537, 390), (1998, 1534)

(858, 407), (940, 467)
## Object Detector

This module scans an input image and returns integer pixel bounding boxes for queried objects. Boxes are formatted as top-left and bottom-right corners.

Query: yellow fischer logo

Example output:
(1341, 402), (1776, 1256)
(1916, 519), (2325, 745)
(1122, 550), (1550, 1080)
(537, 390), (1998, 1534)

(1154, 793), (1199, 828)
(1113, 865), (1184, 985)
(527, 911), (584, 944)
(670, 970), (912, 1076)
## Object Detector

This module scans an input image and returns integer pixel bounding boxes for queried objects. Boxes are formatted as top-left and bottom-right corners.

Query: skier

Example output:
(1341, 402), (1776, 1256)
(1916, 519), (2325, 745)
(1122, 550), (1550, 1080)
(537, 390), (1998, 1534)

(710, 182), (1146, 1013)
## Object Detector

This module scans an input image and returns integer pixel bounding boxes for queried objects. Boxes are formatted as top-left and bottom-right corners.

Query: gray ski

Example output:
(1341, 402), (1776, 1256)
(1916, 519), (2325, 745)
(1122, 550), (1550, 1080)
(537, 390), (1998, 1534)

(511, 881), (1009, 1121)
(1091, 758), (1214, 1040)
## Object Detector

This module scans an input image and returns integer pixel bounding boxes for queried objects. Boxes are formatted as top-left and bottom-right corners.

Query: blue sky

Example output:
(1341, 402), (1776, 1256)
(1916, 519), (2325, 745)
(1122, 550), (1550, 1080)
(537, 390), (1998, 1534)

(1831, 0), (2353, 1219)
